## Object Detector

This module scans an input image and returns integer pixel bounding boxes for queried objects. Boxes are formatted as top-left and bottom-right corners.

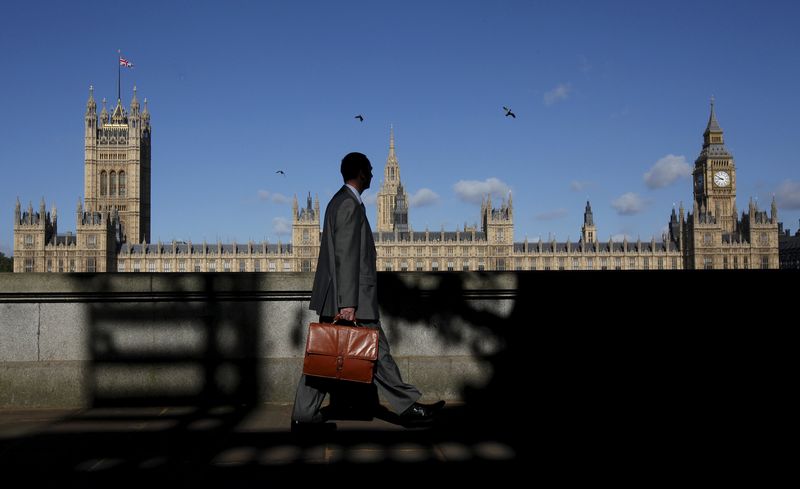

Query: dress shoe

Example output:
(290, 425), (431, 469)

(418, 400), (446, 412)
(290, 420), (337, 434)
(399, 402), (440, 426)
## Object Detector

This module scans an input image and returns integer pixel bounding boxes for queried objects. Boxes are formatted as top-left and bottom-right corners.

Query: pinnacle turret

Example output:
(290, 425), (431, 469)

(86, 85), (96, 114)
(130, 86), (140, 114)
(100, 98), (108, 124)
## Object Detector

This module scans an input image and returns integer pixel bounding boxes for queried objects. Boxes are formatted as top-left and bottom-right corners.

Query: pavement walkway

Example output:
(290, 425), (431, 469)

(0, 402), (522, 486)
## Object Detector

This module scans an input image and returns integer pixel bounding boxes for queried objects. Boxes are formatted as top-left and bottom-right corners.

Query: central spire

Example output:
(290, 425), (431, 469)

(376, 125), (407, 233)
(382, 125), (399, 183)
(584, 201), (594, 226)
(705, 96), (722, 135)
(387, 124), (397, 166)
(701, 97), (729, 152)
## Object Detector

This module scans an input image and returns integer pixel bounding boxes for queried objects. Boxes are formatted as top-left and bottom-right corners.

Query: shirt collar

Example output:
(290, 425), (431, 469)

(345, 184), (363, 205)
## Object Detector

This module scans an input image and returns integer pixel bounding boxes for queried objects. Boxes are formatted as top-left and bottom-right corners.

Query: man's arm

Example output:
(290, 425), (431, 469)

(333, 198), (361, 317)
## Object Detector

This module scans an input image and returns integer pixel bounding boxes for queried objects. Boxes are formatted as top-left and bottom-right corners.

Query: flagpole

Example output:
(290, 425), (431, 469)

(117, 49), (121, 102)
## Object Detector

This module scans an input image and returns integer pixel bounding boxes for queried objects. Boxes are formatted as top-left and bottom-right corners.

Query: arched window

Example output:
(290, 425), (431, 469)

(100, 171), (107, 196)
(119, 171), (126, 196)
(110, 171), (117, 196)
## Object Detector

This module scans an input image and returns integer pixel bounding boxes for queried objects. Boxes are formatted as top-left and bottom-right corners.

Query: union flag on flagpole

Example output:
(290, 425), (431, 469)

(119, 56), (133, 68)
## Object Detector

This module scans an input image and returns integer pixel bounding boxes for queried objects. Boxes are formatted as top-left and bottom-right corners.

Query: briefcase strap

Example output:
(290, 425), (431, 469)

(332, 313), (363, 327)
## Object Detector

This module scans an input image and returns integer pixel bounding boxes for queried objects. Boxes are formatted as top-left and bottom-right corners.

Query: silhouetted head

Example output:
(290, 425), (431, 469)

(341, 152), (373, 193)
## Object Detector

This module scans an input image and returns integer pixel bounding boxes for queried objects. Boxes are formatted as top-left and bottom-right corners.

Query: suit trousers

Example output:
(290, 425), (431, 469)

(292, 319), (422, 423)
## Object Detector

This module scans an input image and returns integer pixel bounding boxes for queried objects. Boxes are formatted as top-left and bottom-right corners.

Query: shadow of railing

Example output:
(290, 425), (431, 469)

(86, 273), (261, 408)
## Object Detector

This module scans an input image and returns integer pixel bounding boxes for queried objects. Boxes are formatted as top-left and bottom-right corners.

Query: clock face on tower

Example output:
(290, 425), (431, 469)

(713, 171), (730, 187)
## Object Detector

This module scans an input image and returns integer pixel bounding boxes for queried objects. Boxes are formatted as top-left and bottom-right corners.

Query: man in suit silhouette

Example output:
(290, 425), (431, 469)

(291, 152), (444, 431)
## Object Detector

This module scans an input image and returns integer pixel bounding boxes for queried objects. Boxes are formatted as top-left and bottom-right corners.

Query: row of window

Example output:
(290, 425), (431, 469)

(19, 256), (771, 272)
(702, 256), (768, 269)
(99, 170), (127, 197)
(98, 153), (127, 160)
(100, 128), (128, 138)
(379, 256), (682, 271)
(122, 249), (293, 256)
(379, 247), (492, 257)
(385, 261), (484, 272)
(377, 245), (684, 257)
(23, 235), (98, 249)
(117, 259), (312, 273)
(703, 232), (769, 245)
(24, 258), (94, 273)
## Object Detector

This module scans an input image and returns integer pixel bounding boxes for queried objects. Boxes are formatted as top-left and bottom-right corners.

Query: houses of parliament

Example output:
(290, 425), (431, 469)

(13, 88), (781, 273)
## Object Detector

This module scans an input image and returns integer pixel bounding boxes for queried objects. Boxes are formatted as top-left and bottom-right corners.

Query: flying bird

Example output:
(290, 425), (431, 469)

(276, 170), (285, 176)
(503, 106), (516, 118)
(355, 114), (364, 122)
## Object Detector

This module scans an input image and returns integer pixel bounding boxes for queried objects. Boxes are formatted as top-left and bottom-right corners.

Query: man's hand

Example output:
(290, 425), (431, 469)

(339, 307), (356, 322)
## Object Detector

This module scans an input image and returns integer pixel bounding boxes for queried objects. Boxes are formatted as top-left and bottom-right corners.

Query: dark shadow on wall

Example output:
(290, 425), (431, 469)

(375, 270), (792, 472)
(85, 273), (261, 408)
(0, 270), (793, 485)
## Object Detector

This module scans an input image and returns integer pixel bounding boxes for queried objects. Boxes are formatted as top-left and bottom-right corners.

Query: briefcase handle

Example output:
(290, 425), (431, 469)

(333, 313), (363, 327)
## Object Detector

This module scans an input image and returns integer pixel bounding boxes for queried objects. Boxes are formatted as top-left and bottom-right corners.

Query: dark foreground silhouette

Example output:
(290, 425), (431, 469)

(0, 271), (791, 485)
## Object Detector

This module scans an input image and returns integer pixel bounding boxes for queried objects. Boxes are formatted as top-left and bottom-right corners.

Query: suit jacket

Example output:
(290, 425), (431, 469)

(309, 185), (379, 320)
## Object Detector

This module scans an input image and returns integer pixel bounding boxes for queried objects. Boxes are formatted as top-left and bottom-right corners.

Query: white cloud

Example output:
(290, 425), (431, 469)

(273, 193), (291, 205)
(611, 233), (632, 242)
(544, 83), (571, 106)
(570, 180), (594, 192)
(361, 191), (377, 205)
(453, 177), (511, 204)
(409, 188), (440, 207)
(612, 192), (647, 215)
(257, 190), (292, 205)
(643, 154), (691, 189)
(272, 217), (290, 235)
(776, 180), (800, 210)
(535, 208), (568, 220)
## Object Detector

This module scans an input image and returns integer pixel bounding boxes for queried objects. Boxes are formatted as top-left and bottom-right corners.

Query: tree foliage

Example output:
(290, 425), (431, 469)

(0, 252), (13, 272)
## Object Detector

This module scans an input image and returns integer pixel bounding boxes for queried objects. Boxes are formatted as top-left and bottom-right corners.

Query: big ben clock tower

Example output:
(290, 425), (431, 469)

(692, 98), (737, 234)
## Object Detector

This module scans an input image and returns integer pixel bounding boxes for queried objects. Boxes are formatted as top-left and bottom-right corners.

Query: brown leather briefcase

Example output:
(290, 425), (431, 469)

(302, 318), (379, 383)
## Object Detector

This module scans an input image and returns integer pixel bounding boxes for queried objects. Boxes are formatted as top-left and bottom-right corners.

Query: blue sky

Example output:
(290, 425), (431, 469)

(2, 0), (800, 255)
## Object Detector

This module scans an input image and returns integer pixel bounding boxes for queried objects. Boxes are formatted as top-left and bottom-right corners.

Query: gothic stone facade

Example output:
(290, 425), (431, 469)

(13, 93), (779, 272)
